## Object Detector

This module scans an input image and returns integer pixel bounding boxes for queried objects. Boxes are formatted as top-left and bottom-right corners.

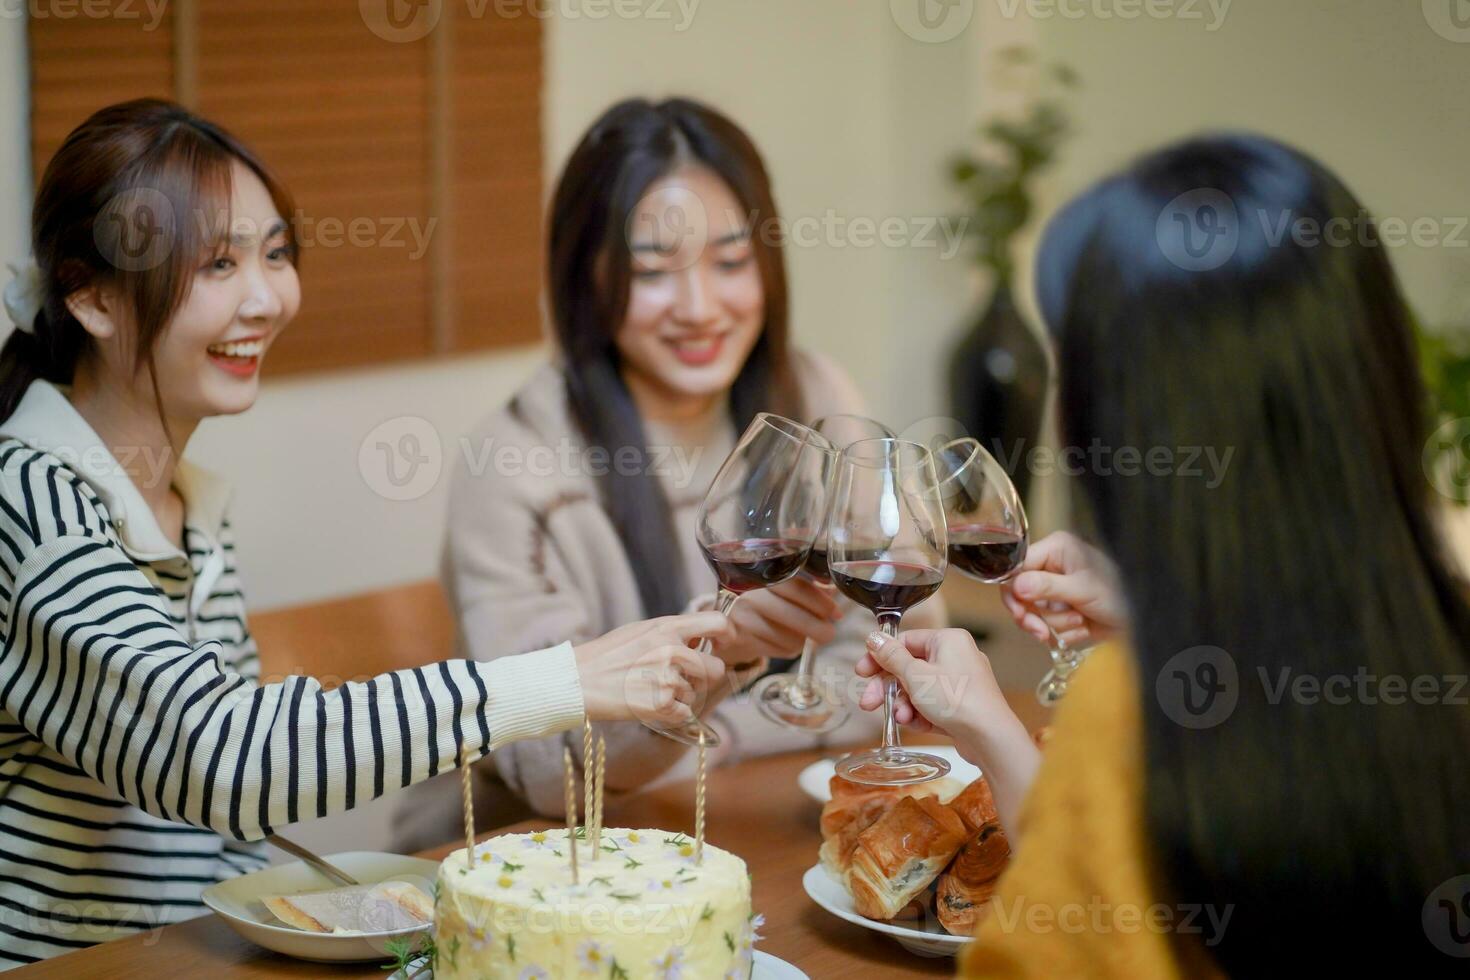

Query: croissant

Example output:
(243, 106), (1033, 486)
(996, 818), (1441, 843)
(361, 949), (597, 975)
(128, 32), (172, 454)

(936, 822), (1011, 935)
(819, 791), (901, 879)
(846, 795), (968, 920)
(819, 775), (963, 879)
(947, 777), (999, 834)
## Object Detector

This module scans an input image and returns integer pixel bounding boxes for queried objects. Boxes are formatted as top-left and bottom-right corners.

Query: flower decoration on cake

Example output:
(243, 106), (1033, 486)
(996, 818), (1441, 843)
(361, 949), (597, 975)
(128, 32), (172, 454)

(646, 876), (686, 896)
(575, 939), (609, 973)
(650, 945), (686, 980)
(521, 830), (554, 851)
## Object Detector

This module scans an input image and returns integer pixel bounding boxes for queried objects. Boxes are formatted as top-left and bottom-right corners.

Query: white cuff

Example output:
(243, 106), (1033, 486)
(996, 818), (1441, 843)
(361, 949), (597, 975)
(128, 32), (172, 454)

(480, 641), (585, 750)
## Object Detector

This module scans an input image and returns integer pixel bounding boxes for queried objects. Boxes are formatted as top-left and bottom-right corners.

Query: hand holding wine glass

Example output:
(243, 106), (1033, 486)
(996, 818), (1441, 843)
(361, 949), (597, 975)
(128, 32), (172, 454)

(856, 628), (1040, 835)
(646, 413), (833, 748)
(827, 438), (950, 785)
(999, 531), (1127, 650)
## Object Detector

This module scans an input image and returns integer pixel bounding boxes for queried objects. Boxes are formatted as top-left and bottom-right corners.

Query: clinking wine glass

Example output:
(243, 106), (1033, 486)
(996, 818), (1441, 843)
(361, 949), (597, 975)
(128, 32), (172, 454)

(828, 438), (951, 785)
(645, 413), (834, 748)
(752, 415), (895, 733)
(932, 437), (1088, 705)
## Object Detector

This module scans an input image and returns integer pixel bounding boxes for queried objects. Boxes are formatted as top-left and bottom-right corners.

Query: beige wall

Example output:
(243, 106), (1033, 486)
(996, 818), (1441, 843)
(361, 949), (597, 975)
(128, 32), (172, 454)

(2, 1), (1466, 607)
(0, 14), (26, 271)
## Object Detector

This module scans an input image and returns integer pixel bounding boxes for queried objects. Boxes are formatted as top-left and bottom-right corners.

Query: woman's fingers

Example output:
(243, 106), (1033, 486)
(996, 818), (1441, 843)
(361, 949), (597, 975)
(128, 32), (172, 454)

(660, 610), (734, 646)
(768, 578), (843, 621)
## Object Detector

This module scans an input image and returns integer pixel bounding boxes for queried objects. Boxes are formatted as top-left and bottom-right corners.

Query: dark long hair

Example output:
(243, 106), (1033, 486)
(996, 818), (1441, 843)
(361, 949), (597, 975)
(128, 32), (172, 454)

(1038, 135), (1470, 973)
(0, 99), (296, 425)
(547, 98), (802, 617)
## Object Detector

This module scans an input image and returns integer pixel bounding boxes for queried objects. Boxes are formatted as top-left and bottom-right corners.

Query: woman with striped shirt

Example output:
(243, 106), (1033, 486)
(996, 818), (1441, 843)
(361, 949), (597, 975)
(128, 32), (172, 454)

(0, 99), (732, 969)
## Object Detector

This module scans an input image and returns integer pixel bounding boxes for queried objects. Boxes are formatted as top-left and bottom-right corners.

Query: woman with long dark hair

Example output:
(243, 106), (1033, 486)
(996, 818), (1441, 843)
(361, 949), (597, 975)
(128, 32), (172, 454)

(0, 99), (730, 968)
(858, 134), (1470, 975)
(416, 97), (945, 832)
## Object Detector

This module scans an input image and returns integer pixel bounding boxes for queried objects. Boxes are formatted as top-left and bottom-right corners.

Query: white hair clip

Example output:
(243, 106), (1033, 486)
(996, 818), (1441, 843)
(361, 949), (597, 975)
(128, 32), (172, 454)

(3, 258), (45, 334)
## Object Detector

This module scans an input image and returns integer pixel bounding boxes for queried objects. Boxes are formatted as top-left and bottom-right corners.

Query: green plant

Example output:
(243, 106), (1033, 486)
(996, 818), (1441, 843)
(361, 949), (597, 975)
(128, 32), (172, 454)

(950, 47), (1079, 283)
(1417, 319), (1470, 504)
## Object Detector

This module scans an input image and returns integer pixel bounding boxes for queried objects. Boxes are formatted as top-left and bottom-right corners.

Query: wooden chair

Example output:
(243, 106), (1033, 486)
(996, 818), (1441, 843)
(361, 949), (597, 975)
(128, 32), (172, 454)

(251, 580), (456, 689)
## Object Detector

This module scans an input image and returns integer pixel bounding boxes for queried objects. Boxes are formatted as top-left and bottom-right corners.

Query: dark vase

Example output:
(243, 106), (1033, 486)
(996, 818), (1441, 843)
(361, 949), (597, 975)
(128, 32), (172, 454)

(948, 281), (1051, 502)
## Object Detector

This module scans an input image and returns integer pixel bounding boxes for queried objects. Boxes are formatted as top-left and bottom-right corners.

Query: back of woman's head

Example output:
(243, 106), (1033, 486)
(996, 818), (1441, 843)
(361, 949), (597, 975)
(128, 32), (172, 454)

(1038, 134), (1470, 973)
(1, 98), (294, 424)
(547, 97), (799, 616)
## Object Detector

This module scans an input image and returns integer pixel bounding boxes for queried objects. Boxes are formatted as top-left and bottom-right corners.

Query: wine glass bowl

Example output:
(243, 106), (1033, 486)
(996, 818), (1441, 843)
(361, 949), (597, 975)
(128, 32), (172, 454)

(826, 438), (951, 785)
(933, 437), (1029, 585)
(648, 413), (834, 748)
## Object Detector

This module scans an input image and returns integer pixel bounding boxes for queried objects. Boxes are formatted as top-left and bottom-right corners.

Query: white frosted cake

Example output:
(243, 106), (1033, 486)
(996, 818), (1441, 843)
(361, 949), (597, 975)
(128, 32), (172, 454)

(433, 828), (760, 979)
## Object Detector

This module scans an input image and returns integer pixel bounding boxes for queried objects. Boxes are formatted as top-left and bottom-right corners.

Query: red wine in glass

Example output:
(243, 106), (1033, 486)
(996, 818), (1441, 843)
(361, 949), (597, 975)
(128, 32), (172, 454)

(700, 538), (810, 595)
(802, 545), (832, 586)
(946, 524), (1027, 583)
(830, 559), (944, 614)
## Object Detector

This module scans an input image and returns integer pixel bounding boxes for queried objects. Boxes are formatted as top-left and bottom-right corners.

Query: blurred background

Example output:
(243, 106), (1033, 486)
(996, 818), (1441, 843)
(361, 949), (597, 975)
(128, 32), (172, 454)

(1, 0), (1467, 849)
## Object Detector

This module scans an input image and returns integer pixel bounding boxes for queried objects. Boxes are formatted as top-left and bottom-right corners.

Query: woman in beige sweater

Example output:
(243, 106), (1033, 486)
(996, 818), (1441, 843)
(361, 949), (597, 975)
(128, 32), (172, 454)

(397, 98), (943, 839)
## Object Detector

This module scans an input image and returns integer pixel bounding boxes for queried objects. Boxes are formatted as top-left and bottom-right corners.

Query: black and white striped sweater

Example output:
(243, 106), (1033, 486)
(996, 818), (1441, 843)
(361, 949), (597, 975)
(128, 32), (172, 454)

(0, 382), (585, 968)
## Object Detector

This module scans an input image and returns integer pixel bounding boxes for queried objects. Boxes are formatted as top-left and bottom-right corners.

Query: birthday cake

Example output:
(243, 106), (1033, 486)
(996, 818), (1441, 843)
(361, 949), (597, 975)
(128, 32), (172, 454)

(433, 828), (759, 979)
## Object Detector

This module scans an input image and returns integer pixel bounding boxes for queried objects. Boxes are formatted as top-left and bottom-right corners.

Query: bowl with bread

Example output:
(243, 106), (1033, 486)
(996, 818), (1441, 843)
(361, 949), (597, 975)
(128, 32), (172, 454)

(804, 773), (1010, 956)
(201, 851), (439, 962)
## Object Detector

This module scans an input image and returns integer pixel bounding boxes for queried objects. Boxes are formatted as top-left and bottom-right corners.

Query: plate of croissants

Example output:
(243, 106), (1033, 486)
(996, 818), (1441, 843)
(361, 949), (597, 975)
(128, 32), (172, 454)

(804, 773), (1009, 957)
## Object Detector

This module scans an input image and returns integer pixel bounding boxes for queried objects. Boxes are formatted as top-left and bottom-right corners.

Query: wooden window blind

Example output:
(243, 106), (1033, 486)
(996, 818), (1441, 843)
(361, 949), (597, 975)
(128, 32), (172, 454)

(28, 0), (544, 375)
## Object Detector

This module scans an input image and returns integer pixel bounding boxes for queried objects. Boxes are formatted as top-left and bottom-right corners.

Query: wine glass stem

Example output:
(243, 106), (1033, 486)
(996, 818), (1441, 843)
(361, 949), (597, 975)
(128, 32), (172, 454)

(697, 589), (740, 656)
(789, 637), (818, 708)
(877, 611), (903, 751)
(790, 582), (835, 707)
(697, 589), (741, 706)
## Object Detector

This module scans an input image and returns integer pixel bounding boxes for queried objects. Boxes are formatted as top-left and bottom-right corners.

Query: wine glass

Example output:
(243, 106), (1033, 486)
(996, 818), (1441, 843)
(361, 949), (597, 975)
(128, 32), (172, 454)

(931, 437), (1088, 704)
(827, 438), (951, 785)
(753, 415), (895, 733)
(646, 413), (834, 748)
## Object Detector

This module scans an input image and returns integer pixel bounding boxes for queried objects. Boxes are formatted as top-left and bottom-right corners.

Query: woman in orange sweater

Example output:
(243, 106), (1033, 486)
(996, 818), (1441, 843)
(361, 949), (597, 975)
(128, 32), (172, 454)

(858, 134), (1470, 976)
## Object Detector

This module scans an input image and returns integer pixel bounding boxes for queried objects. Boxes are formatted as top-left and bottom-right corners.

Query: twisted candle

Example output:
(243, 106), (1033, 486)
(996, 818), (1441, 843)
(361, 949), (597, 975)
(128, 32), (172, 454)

(563, 746), (579, 884)
(461, 745), (475, 872)
(695, 729), (706, 865)
(592, 734), (606, 859)
(582, 719), (593, 842)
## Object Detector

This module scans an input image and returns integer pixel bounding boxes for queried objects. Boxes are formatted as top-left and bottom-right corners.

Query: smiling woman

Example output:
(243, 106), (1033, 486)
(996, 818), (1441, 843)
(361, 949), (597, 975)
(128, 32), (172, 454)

(398, 98), (947, 846)
(0, 99), (734, 971)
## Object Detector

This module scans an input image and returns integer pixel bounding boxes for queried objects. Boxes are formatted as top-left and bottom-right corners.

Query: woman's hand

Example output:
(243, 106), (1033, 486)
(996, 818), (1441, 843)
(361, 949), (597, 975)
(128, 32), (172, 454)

(1000, 531), (1127, 649)
(710, 578), (843, 667)
(573, 612), (731, 726)
(856, 628), (1041, 836)
(854, 628), (1013, 752)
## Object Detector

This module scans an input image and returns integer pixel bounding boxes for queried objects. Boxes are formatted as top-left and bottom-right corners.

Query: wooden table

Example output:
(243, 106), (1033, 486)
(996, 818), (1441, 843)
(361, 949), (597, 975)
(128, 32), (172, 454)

(12, 695), (1047, 979)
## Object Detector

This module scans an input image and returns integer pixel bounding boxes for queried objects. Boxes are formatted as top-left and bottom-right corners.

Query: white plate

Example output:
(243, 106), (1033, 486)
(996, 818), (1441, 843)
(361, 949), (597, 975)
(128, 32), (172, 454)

(802, 864), (971, 958)
(202, 851), (439, 963)
(797, 745), (981, 803)
(390, 948), (807, 978)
